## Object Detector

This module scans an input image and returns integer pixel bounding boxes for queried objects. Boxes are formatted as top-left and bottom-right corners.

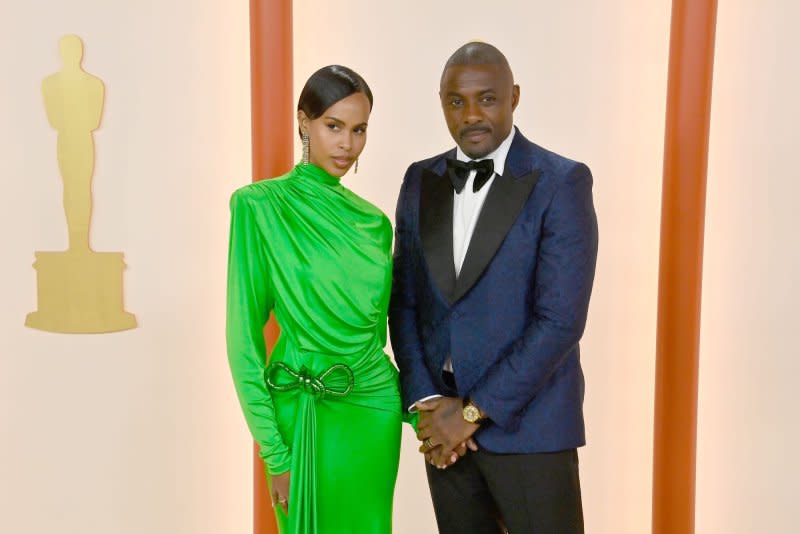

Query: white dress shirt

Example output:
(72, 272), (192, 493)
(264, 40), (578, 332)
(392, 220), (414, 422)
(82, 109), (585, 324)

(411, 128), (516, 410)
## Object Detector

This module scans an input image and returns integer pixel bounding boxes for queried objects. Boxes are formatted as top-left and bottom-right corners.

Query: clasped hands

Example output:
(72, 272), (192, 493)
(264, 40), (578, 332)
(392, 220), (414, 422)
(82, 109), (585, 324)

(415, 396), (480, 469)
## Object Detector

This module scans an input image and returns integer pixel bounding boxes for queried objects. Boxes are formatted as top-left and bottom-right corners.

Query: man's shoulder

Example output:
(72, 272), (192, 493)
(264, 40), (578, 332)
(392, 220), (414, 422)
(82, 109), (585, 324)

(404, 148), (455, 177)
(511, 132), (586, 177)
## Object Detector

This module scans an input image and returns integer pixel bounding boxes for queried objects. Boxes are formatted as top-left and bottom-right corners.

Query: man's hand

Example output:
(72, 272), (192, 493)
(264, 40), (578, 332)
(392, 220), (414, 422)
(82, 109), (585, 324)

(423, 437), (480, 468)
(270, 471), (290, 514)
(415, 397), (481, 468)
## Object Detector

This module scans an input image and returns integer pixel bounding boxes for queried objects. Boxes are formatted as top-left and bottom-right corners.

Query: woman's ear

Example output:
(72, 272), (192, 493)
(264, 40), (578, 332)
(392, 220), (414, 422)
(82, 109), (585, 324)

(297, 110), (309, 134)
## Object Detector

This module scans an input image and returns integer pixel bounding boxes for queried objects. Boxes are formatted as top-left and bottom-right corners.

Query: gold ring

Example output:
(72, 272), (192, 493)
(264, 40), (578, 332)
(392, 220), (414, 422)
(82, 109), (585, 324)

(423, 438), (434, 450)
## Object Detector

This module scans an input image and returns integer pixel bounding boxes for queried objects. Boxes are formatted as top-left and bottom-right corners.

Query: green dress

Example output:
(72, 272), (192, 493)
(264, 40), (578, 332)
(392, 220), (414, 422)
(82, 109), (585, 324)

(226, 163), (407, 534)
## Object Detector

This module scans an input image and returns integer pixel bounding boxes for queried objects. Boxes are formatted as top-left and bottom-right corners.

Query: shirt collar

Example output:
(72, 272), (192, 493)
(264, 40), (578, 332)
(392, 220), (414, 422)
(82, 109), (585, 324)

(455, 126), (516, 177)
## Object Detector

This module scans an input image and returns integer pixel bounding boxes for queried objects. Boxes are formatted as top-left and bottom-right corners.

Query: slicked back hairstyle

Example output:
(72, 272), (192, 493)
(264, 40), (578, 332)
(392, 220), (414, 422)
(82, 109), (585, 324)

(297, 65), (373, 137)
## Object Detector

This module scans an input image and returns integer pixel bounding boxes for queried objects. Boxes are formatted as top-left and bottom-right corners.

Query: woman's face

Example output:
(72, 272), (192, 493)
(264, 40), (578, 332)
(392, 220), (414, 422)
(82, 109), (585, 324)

(299, 92), (371, 178)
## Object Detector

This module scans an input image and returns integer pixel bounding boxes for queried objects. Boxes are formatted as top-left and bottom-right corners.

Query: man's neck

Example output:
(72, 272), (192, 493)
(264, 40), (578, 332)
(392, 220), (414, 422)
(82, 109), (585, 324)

(456, 127), (516, 175)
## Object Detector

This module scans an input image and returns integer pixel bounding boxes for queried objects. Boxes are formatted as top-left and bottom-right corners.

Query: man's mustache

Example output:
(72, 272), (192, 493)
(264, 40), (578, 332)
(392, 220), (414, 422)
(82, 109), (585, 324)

(459, 125), (491, 138)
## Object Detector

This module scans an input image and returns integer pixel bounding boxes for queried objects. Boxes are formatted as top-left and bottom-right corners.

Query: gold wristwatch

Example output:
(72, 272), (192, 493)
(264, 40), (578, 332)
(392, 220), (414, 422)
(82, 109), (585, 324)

(462, 398), (485, 424)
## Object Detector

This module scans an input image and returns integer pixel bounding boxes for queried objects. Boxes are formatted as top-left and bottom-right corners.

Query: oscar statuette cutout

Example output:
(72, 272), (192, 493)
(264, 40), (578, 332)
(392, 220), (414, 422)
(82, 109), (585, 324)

(26, 34), (136, 333)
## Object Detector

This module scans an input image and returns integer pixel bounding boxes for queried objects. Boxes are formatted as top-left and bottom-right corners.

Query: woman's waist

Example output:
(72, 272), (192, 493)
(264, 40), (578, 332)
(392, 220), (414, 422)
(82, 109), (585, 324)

(269, 334), (386, 368)
(267, 340), (399, 398)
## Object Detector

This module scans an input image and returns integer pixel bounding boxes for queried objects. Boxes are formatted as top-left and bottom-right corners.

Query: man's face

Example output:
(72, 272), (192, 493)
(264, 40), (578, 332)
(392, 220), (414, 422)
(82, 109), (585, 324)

(440, 63), (520, 159)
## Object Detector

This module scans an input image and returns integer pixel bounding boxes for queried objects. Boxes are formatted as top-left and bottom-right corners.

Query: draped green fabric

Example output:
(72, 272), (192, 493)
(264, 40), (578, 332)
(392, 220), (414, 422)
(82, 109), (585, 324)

(226, 163), (410, 533)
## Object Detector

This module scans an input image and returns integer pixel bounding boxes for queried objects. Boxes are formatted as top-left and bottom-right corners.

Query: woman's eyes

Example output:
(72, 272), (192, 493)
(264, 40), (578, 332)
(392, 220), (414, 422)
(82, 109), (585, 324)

(324, 123), (366, 134)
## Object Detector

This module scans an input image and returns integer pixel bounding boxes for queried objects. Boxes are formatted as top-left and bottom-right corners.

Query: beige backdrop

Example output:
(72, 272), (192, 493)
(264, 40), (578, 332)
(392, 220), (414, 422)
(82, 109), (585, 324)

(1, 1), (253, 532)
(1, 1), (796, 533)
(697, 2), (800, 533)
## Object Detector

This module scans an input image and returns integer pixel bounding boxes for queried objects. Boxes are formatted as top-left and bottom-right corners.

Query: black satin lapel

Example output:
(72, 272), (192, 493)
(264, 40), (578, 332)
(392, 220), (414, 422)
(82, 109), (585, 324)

(454, 169), (541, 302)
(419, 168), (457, 303)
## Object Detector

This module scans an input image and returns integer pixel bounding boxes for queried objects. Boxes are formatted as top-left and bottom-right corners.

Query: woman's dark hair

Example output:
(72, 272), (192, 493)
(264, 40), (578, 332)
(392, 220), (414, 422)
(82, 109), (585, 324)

(297, 65), (373, 137)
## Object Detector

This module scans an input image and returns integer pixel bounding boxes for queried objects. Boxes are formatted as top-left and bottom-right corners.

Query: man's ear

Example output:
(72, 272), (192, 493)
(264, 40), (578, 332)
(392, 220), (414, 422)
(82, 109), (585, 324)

(511, 85), (521, 112)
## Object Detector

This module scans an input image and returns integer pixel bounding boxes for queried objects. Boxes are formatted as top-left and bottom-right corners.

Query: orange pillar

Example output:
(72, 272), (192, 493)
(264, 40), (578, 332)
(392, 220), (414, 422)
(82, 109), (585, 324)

(653, 1), (718, 533)
(250, 1), (292, 533)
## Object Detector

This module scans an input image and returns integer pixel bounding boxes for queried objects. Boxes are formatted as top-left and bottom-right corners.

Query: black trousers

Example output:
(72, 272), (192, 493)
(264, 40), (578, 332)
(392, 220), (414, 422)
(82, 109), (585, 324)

(425, 448), (584, 534)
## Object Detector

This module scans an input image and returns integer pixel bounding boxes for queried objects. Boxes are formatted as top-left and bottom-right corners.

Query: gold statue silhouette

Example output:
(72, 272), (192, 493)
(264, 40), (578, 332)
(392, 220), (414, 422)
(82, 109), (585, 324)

(26, 35), (137, 333)
(44, 34), (103, 251)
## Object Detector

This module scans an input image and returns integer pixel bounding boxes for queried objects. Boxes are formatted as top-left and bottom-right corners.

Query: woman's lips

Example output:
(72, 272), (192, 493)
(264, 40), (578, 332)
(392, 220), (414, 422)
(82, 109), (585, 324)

(332, 157), (352, 168)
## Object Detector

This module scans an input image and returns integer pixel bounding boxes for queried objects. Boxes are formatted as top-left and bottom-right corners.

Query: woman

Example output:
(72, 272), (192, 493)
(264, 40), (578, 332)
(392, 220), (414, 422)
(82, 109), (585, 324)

(226, 65), (407, 534)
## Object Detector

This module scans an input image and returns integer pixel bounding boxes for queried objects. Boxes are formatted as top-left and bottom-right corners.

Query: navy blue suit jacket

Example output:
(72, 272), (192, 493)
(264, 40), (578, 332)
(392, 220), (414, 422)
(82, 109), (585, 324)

(389, 128), (598, 453)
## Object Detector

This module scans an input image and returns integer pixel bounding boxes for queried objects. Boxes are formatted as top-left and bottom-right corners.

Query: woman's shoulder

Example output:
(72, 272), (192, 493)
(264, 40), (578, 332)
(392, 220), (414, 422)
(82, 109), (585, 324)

(344, 187), (392, 222)
(339, 188), (393, 242)
(230, 173), (295, 207)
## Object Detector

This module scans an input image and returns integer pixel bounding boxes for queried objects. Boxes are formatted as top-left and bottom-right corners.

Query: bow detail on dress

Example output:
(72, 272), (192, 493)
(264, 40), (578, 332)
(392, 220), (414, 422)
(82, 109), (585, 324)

(265, 362), (355, 398)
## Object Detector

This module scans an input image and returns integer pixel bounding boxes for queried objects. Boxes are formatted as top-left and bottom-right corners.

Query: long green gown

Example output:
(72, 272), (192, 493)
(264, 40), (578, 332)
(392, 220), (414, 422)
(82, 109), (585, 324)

(226, 162), (407, 534)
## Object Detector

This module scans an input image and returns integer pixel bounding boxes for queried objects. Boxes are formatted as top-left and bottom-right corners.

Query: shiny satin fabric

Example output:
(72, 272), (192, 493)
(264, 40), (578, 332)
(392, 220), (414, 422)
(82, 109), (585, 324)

(226, 163), (410, 533)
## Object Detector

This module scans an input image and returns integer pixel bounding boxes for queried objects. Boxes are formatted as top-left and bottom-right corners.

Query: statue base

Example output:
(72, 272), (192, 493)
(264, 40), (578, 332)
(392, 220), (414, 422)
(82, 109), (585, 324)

(26, 250), (137, 333)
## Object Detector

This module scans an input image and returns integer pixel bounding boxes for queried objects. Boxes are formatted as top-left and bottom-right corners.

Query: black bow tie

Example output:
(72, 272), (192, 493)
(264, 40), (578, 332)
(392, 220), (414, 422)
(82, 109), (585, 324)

(445, 158), (495, 193)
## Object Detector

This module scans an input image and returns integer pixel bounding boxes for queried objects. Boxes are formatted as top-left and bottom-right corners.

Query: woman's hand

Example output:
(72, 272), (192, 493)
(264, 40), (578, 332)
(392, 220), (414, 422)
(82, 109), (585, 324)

(271, 471), (291, 514)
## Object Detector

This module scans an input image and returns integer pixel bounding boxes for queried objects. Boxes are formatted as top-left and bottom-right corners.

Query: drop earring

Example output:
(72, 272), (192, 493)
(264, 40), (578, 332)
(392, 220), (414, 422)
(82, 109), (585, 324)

(302, 132), (310, 165)
(354, 159), (359, 174)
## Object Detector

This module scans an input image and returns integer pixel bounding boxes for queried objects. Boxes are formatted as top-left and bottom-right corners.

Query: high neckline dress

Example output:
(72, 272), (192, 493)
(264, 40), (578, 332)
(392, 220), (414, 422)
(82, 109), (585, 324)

(226, 163), (406, 533)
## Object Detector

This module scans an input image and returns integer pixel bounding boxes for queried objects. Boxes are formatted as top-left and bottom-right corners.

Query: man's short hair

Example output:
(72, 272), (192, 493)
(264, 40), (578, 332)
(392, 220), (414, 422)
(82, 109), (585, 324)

(441, 42), (513, 86)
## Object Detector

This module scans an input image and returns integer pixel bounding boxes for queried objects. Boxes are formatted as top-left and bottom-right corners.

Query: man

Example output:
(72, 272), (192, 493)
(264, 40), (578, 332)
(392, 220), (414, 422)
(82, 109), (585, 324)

(389, 42), (598, 533)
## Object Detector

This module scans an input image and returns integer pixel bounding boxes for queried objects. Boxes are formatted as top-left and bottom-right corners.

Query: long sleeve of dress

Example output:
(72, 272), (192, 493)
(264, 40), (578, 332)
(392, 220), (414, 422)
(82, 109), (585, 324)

(226, 189), (291, 475)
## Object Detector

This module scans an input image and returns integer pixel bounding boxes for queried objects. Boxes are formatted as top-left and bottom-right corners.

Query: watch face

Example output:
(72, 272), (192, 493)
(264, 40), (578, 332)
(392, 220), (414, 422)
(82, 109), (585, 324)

(463, 404), (480, 423)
